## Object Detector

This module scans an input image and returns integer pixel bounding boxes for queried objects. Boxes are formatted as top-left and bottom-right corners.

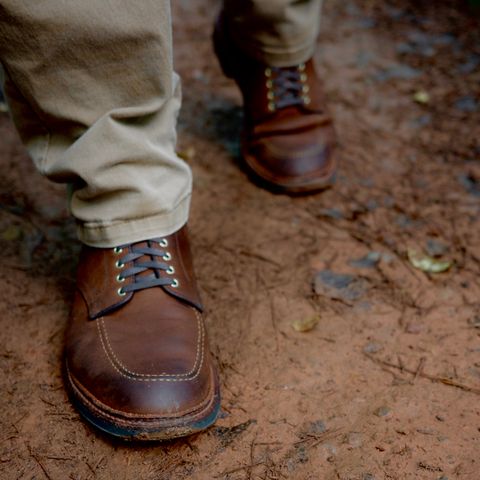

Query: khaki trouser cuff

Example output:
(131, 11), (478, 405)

(224, 0), (322, 67)
(77, 194), (191, 248)
(232, 37), (316, 68)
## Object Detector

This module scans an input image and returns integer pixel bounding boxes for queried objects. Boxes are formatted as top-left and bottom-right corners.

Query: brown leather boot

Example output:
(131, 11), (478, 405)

(213, 15), (337, 193)
(64, 226), (220, 440)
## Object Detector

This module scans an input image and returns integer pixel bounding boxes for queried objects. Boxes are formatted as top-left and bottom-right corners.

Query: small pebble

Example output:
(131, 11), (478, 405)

(375, 64), (422, 82)
(426, 238), (449, 257)
(458, 173), (480, 197)
(319, 208), (344, 219)
(313, 270), (367, 301)
(458, 54), (480, 74)
(411, 114), (432, 128)
(363, 342), (383, 354)
(347, 432), (363, 448)
(405, 323), (425, 334)
(455, 95), (478, 113)
(374, 406), (391, 417)
(324, 443), (337, 456)
(349, 251), (381, 269)
(308, 420), (327, 434)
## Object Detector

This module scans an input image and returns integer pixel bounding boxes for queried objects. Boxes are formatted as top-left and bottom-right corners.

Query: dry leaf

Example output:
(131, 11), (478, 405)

(292, 315), (319, 332)
(407, 249), (452, 273)
(177, 146), (196, 161)
(1, 225), (22, 241)
(413, 90), (430, 104)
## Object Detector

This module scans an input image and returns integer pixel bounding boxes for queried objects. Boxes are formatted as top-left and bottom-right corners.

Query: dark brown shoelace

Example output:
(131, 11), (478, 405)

(115, 239), (177, 295)
(267, 65), (308, 110)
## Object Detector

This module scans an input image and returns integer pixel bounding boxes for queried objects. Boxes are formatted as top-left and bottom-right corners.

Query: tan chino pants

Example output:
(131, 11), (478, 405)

(0, 0), (322, 247)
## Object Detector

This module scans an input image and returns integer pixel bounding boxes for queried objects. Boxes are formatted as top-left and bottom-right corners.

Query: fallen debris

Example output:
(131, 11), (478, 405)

(407, 249), (453, 273)
(291, 315), (320, 332)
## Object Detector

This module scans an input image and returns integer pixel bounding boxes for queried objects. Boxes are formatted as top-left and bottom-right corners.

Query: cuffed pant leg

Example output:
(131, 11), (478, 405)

(223, 0), (323, 67)
(0, 1), (190, 247)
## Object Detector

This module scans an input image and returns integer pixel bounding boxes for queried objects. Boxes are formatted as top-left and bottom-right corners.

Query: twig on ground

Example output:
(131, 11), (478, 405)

(294, 428), (343, 449)
(412, 356), (426, 384)
(30, 452), (53, 480)
(214, 461), (266, 478)
(365, 353), (480, 395)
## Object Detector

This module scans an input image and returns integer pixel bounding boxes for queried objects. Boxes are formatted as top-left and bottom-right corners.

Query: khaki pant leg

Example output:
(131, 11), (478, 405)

(223, 0), (323, 67)
(0, 1), (190, 247)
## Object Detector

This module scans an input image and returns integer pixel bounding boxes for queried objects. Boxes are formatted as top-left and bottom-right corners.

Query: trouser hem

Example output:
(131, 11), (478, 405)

(76, 194), (191, 248)
(234, 39), (316, 67)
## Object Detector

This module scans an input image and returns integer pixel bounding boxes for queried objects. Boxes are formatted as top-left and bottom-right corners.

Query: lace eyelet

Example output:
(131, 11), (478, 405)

(113, 247), (123, 254)
(303, 96), (311, 105)
(298, 63), (306, 72)
(163, 252), (171, 261)
(116, 274), (125, 283)
(268, 102), (276, 112)
(267, 91), (275, 100)
(266, 79), (273, 89)
(171, 279), (179, 288)
(166, 266), (175, 275)
(159, 239), (168, 248)
(115, 260), (124, 268)
(264, 68), (272, 77)
(300, 73), (308, 82)
(117, 287), (126, 296)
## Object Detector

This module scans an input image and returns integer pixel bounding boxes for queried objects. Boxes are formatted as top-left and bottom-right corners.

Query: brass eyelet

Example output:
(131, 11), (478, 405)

(115, 260), (124, 268)
(113, 247), (123, 254)
(116, 274), (125, 283)
(266, 79), (273, 89)
(166, 266), (175, 275)
(264, 68), (272, 77)
(171, 279), (179, 288)
(298, 63), (306, 72)
(268, 102), (276, 112)
(300, 73), (308, 82)
(117, 287), (126, 296)
(159, 239), (168, 248)
(302, 85), (310, 93)
(163, 252), (171, 261)
(267, 91), (275, 100)
(303, 96), (311, 105)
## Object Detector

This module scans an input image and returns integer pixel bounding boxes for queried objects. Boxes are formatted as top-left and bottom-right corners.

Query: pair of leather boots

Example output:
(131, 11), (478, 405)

(65, 17), (336, 440)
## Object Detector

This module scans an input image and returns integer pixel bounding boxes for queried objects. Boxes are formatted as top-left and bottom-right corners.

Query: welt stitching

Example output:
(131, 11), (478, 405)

(96, 309), (205, 382)
(67, 363), (215, 418)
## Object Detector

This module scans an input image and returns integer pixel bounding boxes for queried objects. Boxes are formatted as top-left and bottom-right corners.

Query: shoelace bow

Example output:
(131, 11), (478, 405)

(265, 64), (310, 111)
(114, 239), (177, 296)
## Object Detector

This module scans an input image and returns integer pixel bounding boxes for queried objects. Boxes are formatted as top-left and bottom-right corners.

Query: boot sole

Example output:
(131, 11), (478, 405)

(65, 362), (221, 441)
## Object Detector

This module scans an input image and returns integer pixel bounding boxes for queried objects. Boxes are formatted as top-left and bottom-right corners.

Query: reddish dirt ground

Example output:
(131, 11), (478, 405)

(1, 1), (479, 479)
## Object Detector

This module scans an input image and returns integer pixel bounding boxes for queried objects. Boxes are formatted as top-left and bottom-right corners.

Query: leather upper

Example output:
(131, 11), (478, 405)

(65, 226), (217, 421)
(213, 14), (337, 192)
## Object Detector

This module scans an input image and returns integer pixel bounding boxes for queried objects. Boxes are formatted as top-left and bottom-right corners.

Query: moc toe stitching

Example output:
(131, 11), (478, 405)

(96, 308), (205, 381)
